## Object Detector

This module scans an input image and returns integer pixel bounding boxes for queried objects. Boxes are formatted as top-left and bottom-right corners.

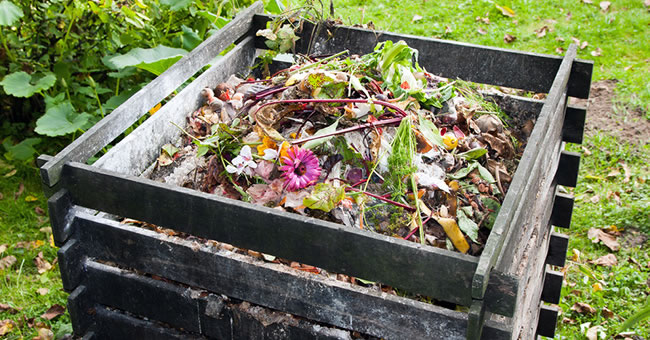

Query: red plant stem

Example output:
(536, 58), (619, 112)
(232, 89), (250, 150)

(346, 187), (415, 212)
(351, 179), (367, 187)
(254, 86), (288, 100)
(255, 98), (408, 117)
(403, 213), (433, 240)
(292, 117), (403, 145)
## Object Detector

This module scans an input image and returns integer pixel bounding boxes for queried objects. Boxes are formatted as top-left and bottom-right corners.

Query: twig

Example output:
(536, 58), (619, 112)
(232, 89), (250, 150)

(346, 187), (415, 212)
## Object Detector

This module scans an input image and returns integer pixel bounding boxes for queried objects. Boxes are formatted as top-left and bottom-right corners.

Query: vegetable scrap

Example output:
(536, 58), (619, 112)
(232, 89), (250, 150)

(152, 40), (531, 255)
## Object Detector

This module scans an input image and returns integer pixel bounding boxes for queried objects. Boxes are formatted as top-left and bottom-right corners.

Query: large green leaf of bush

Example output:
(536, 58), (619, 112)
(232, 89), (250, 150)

(35, 102), (92, 136)
(0, 0), (23, 26)
(103, 45), (187, 76)
(2, 138), (41, 161)
(0, 71), (56, 98)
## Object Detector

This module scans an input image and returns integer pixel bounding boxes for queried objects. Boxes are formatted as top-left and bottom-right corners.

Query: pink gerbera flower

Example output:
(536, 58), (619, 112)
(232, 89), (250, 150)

(280, 146), (321, 191)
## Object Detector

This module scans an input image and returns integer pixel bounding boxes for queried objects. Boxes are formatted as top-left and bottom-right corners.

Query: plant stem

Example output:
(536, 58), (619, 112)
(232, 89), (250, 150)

(0, 30), (16, 63)
(346, 187), (415, 212)
(92, 87), (105, 118)
(293, 116), (403, 144)
(288, 49), (349, 75)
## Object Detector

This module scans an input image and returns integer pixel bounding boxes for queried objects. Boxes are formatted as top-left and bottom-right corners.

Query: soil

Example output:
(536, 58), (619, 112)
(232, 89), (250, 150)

(572, 80), (650, 145)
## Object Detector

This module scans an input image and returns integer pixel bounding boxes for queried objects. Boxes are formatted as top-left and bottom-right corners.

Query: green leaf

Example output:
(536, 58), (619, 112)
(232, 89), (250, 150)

(0, 0), (23, 26)
(417, 114), (445, 148)
(35, 102), (92, 136)
(0, 72), (56, 98)
(619, 296), (650, 332)
(160, 0), (192, 11)
(2, 138), (41, 161)
(162, 143), (179, 157)
(456, 209), (479, 243)
(180, 25), (202, 51)
(448, 162), (478, 180)
(480, 197), (500, 230)
(302, 119), (340, 150)
(264, 0), (286, 14)
(458, 147), (488, 161)
(477, 163), (496, 183)
(103, 45), (187, 76)
(303, 183), (346, 212)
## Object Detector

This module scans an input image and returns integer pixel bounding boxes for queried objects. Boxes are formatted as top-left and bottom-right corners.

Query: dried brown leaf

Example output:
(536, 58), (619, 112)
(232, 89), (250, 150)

(0, 303), (21, 314)
(444, 26), (452, 34)
(586, 325), (602, 340)
(591, 47), (602, 56)
(621, 162), (630, 183)
(477, 28), (487, 35)
(495, 4), (516, 17)
(583, 0), (593, 3)
(40, 305), (65, 321)
(37, 288), (49, 296)
(411, 14), (423, 22)
(571, 37), (581, 44)
(590, 253), (618, 267)
(504, 33), (516, 43)
(571, 302), (596, 314)
(580, 41), (589, 49)
(34, 206), (45, 216)
(582, 146), (591, 155)
(587, 227), (620, 251)
(601, 307), (614, 319)
(536, 26), (548, 38)
(14, 183), (24, 200)
(645, 0), (650, 7)
(562, 317), (576, 324)
(0, 320), (15, 336)
(556, 47), (565, 54)
(0, 244), (6, 254)
(556, 36), (565, 42)
(0, 255), (17, 270)
(590, 195), (600, 204)
(34, 252), (52, 274)
(35, 326), (54, 340)
(600, 1), (611, 11)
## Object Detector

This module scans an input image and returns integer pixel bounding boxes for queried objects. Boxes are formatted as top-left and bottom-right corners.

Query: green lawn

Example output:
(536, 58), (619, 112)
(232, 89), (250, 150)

(1, 0), (648, 338)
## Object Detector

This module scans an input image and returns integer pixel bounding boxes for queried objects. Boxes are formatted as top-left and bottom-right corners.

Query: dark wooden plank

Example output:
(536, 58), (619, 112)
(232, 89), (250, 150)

(546, 233), (569, 267)
(556, 150), (581, 188)
(472, 45), (576, 302)
(94, 36), (258, 176)
(67, 212), (511, 340)
(37, 155), (59, 198)
(467, 300), (487, 340)
(551, 193), (574, 229)
(562, 106), (587, 144)
(536, 304), (559, 338)
(253, 15), (593, 99)
(58, 238), (84, 292)
(68, 286), (93, 336)
(39, 2), (264, 187)
(91, 306), (206, 340)
(541, 269), (564, 305)
(59, 162), (513, 310)
(47, 190), (73, 246)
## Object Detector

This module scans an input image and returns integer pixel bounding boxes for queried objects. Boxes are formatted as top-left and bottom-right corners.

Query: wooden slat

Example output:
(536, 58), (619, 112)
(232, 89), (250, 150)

(64, 212), (512, 340)
(94, 36), (258, 176)
(556, 150), (581, 188)
(471, 45), (577, 305)
(58, 162), (517, 312)
(58, 238), (84, 292)
(562, 106), (587, 144)
(79, 260), (357, 340)
(541, 269), (564, 305)
(536, 304), (560, 338)
(546, 233), (569, 267)
(551, 193), (574, 229)
(47, 190), (73, 246)
(252, 15), (593, 99)
(68, 286), (92, 336)
(39, 2), (264, 187)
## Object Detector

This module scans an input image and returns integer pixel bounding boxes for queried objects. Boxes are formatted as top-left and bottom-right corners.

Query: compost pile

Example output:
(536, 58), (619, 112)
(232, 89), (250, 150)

(153, 40), (529, 256)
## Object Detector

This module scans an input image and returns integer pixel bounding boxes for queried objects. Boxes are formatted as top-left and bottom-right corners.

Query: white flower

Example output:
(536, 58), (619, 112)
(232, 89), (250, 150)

(261, 148), (278, 161)
(226, 145), (257, 176)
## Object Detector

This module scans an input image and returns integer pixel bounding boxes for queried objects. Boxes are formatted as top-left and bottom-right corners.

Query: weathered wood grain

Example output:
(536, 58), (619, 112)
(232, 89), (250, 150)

(59, 161), (517, 313)
(253, 15), (593, 99)
(39, 2), (264, 187)
(94, 36), (258, 176)
(471, 45), (576, 308)
(546, 233), (569, 267)
(64, 212), (512, 340)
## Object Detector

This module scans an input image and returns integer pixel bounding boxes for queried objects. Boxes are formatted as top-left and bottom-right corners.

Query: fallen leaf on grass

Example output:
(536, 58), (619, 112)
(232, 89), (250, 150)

(572, 302), (596, 314)
(35, 326), (54, 340)
(607, 169), (620, 178)
(621, 162), (630, 183)
(591, 48), (602, 56)
(601, 307), (614, 319)
(588, 227), (620, 251)
(586, 325), (604, 340)
(444, 26), (452, 34)
(0, 303), (21, 314)
(592, 282), (603, 292)
(4, 169), (17, 177)
(34, 206), (46, 215)
(580, 41), (589, 49)
(599, 1), (610, 11)
(475, 16), (490, 24)
(590, 253), (617, 267)
(504, 34), (516, 43)
(583, 0), (593, 3)
(0, 255), (17, 270)
(556, 36), (565, 42)
(572, 37), (581, 44)
(590, 195), (600, 203)
(562, 317), (576, 324)
(0, 320), (15, 336)
(477, 28), (487, 35)
(535, 26), (549, 38)
(607, 191), (621, 205)
(582, 146), (591, 155)
(37, 288), (49, 295)
(495, 4), (516, 17)
(556, 47), (565, 54)
(0, 244), (6, 254)
(24, 195), (38, 202)
(411, 14), (423, 22)
(645, 0), (650, 7)
(34, 252), (52, 274)
(14, 182), (24, 200)
(40, 304), (65, 320)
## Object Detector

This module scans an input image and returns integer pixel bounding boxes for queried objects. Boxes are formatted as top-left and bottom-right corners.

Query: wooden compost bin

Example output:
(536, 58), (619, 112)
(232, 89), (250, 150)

(39, 3), (593, 339)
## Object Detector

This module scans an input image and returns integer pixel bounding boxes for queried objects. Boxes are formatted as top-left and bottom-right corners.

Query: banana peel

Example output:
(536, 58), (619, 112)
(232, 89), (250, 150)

(433, 215), (470, 254)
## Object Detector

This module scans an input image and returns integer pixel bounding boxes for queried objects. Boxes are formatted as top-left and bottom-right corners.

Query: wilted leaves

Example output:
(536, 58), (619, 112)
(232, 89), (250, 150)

(572, 302), (597, 314)
(588, 227), (620, 251)
(589, 253), (618, 267)
(39, 305), (65, 321)
(34, 252), (52, 274)
(0, 255), (17, 271)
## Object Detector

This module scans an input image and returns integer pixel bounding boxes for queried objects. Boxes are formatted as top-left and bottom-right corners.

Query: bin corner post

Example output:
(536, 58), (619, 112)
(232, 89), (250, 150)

(466, 300), (486, 340)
